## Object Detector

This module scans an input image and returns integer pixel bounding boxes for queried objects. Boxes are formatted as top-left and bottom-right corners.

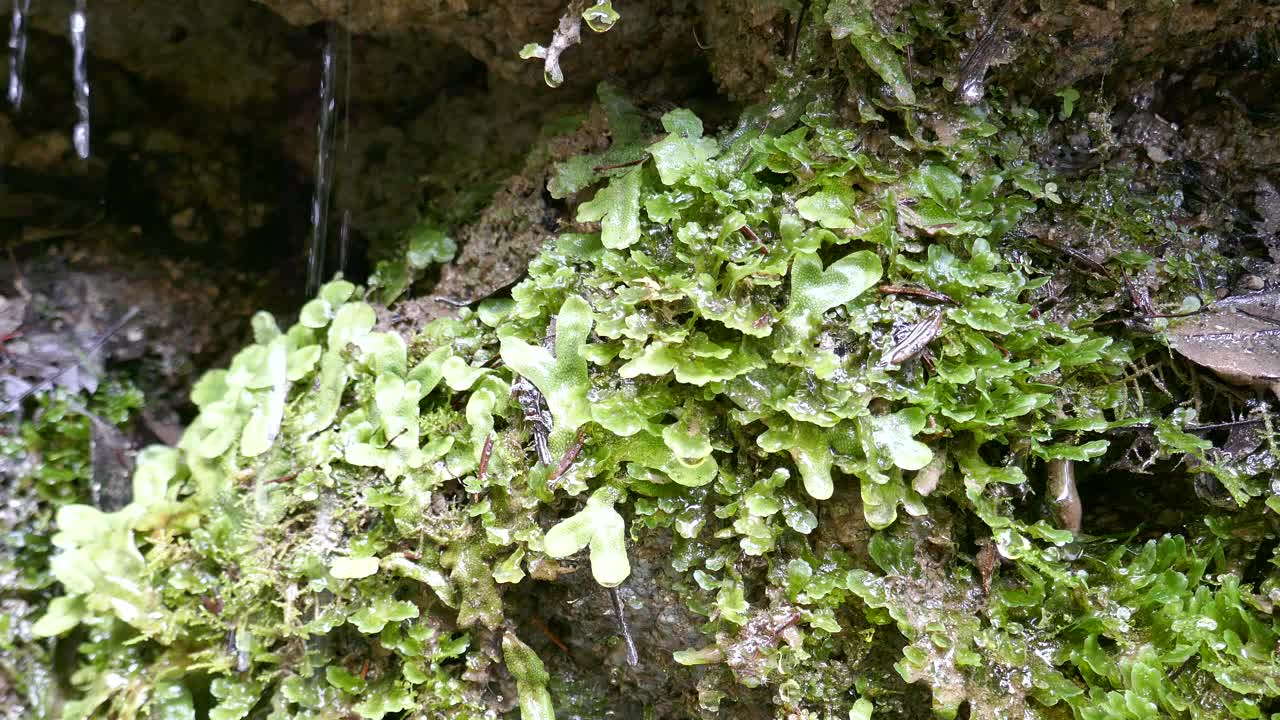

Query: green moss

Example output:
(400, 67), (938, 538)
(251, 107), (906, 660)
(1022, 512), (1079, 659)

(0, 376), (144, 715)
(14, 3), (1280, 719)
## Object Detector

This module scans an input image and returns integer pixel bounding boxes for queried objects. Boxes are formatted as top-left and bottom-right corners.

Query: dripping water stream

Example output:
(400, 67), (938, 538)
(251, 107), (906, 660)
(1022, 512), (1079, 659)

(300, 5), (353, 660)
(337, 0), (352, 276)
(304, 17), (352, 297)
(304, 35), (337, 297)
(7, 0), (30, 108)
(70, 0), (89, 158)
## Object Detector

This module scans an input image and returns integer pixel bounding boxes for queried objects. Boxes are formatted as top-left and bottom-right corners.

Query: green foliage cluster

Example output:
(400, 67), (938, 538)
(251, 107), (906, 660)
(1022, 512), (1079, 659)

(16, 2), (1280, 719)
(366, 221), (458, 305)
(0, 377), (143, 716)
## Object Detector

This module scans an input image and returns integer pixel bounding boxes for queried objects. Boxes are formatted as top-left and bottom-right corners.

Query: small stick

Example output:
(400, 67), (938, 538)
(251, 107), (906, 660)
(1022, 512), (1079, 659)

(756, 117), (771, 141)
(1138, 308), (1204, 319)
(1183, 418), (1265, 433)
(1038, 236), (1111, 278)
(549, 427), (587, 482)
(877, 285), (956, 304)
(379, 427), (409, 449)
(1235, 308), (1280, 327)
(433, 296), (473, 308)
(610, 587), (639, 667)
(592, 155), (648, 173)
(531, 616), (571, 656)
(1094, 418), (1264, 435)
(477, 434), (494, 483)
(739, 225), (768, 254)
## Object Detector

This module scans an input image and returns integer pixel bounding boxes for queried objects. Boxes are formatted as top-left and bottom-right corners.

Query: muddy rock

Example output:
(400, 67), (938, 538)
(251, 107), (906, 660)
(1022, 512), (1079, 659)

(1012, 0), (1280, 91)
(515, 529), (711, 719)
(258, 0), (709, 95)
(0, 234), (278, 421)
(702, 0), (788, 101)
(388, 96), (617, 328)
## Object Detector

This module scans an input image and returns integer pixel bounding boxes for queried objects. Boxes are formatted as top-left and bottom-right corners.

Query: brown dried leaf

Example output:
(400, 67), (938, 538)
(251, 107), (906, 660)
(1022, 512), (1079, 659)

(1166, 291), (1280, 395)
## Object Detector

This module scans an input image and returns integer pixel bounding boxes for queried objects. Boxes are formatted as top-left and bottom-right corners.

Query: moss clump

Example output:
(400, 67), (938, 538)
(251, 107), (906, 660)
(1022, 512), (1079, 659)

(0, 377), (144, 716)
(19, 2), (1280, 719)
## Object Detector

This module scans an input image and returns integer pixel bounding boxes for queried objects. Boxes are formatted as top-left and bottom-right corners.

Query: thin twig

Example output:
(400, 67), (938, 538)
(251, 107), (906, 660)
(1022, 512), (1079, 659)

(1236, 308), (1280, 327)
(1096, 418), (1265, 434)
(592, 155), (648, 173)
(877, 285), (956, 304)
(739, 225), (768, 254)
(378, 427), (409, 449)
(477, 434), (494, 483)
(433, 296), (473, 308)
(1039, 236), (1111, 278)
(531, 616), (571, 656)
(1183, 418), (1265, 432)
(549, 427), (587, 482)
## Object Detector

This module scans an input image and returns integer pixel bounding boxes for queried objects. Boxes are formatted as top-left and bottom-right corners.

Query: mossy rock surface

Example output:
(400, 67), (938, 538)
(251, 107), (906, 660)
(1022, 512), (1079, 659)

(4, 1), (1280, 719)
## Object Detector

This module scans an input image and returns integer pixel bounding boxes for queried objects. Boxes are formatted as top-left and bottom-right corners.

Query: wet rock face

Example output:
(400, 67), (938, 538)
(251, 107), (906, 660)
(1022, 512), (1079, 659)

(14, 0), (1272, 308)
(13, 0), (520, 264)
(996, 0), (1280, 91)
(0, 236), (277, 416)
(250, 0), (1280, 104)
(256, 0), (710, 95)
(513, 529), (711, 719)
(22, 0), (481, 111)
(24, 0), (309, 110)
(702, 0), (788, 101)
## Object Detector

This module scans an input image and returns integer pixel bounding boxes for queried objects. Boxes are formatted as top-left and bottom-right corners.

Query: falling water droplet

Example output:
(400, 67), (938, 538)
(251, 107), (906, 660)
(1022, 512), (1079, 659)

(70, 0), (90, 159)
(305, 35), (337, 297)
(7, 0), (30, 109)
(337, 3), (352, 279)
